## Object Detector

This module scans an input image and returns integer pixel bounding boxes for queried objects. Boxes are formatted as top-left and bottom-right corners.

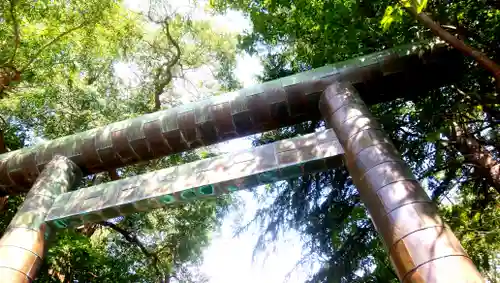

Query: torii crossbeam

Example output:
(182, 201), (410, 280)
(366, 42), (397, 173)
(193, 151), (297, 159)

(0, 42), (484, 282)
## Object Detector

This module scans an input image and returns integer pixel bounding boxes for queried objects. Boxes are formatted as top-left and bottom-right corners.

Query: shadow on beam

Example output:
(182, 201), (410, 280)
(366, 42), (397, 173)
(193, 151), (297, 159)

(0, 41), (463, 193)
(45, 129), (344, 228)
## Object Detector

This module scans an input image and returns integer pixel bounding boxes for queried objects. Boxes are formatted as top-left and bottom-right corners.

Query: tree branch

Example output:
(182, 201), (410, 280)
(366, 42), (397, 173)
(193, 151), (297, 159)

(20, 22), (89, 71)
(398, 126), (422, 138)
(151, 17), (181, 111)
(173, 74), (201, 96)
(100, 169), (169, 282)
(0, 115), (10, 154)
(7, 0), (20, 64)
(0, 122), (8, 212)
(404, 5), (500, 89)
(100, 221), (165, 281)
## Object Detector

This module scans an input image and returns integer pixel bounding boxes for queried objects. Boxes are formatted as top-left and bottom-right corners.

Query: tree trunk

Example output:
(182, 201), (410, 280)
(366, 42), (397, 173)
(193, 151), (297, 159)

(0, 131), (8, 212)
(451, 123), (500, 194)
(0, 196), (8, 213)
(0, 67), (21, 97)
(107, 169), (120, 181)
(406, 6), (500, 89)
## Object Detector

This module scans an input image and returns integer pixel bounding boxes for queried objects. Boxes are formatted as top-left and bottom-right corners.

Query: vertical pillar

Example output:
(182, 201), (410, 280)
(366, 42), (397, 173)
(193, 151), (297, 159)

(319, 83), (483, 282)
(0, 156), (81, 282)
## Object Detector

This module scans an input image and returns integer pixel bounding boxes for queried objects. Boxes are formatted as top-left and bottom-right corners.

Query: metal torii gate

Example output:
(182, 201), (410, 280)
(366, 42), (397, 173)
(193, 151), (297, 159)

(0, 42), (484, 282)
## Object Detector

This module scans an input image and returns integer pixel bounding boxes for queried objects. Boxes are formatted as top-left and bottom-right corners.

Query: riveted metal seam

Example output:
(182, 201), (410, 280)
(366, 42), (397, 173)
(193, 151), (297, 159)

(401, 254), (474, 283)
(0, 265), (33, 280)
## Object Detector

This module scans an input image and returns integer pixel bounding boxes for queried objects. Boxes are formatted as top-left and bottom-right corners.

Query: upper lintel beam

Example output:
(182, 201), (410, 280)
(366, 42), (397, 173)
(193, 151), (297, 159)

(0, 42), (460, 192)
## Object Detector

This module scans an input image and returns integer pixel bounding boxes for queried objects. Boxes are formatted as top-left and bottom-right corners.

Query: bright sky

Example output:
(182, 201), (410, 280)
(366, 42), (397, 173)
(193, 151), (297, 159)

(118, 0), (263, 103)
(121, 1), (311, 282)
(205, 138), (313, 283)
(200, 190), (311, 283)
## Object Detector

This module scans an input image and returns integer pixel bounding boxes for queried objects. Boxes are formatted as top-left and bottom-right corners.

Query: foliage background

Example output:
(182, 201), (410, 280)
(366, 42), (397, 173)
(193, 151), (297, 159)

(0, 0), (499, 282)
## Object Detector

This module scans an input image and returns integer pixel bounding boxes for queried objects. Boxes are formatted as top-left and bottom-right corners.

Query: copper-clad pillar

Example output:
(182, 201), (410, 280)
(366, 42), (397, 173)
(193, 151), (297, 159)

(0, 156), (80, 282)
(320, 83), (483, 282)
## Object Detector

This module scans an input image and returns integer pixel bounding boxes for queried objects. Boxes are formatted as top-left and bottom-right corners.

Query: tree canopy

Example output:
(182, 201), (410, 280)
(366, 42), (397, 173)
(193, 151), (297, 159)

(1, 0), (499, 282)
(210, 0), (500, 282)
(0, 0), (239, 282)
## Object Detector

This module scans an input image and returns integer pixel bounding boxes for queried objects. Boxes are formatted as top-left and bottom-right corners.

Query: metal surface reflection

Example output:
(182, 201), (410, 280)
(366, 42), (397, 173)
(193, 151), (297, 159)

(0, 42), (461, 193)
(44, 129), (344, 228)
(0, 156), (81, 282)
(320, 83), (483, 282)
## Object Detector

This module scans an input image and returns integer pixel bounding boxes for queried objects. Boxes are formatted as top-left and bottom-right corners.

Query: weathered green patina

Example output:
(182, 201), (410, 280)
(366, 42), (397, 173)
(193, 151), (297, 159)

(0, 156), (81, 282)
(45, 129), (343, 228)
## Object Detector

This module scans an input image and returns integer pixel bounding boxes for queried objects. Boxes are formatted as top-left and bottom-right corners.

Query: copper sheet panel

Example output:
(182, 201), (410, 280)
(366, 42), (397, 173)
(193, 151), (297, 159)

(0, 43), (462, 192)
(0, 156), (81, 282)
(320, 82), (482, 282)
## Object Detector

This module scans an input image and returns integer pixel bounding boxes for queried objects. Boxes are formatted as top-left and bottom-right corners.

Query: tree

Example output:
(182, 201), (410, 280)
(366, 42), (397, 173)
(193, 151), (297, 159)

(0, 0), (136, 96)
(0, 0), (239, 281)
(382, 0), (500, 88)
(210, 0), (500, 281)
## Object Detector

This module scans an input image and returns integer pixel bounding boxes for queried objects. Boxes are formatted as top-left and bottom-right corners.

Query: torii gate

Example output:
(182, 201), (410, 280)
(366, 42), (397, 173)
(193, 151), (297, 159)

(0, 42), (484, 282)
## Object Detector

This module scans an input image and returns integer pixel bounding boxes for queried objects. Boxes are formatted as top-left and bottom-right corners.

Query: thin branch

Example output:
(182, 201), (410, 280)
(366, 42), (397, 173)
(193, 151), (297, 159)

(419, 159), (461, 180)
(469, 125), (496, 136)
(441, 25), (457, 30)
(0, 115), (7, 130)
(283, 251), (314, 282)
(398, 126), (422, 138)
(456, 86), (500, 123)
(0, 131), (6, 155)
(173, 74), (201, 96)
(8, 0), (20, 64)
(99, 170), (168, 283)
(0, 116), (9, 211)
(86, 61), (113, 85)
(20, 22), (89, 71)
(465, 119), (489, 125)
(152, 17), (181, 111)
(100, 221), (165, 281)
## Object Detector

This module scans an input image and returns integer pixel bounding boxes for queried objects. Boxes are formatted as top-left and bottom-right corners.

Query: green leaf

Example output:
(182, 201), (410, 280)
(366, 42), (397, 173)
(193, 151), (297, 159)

(381, 6), (396, 31)
(417, 0), (429, 12)
(425, 132), (440, 142)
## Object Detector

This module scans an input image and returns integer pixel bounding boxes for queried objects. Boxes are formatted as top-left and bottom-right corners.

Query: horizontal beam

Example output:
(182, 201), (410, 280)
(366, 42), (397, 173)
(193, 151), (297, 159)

(45, 129), (344, 228)
(0, 42), (461, 193)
